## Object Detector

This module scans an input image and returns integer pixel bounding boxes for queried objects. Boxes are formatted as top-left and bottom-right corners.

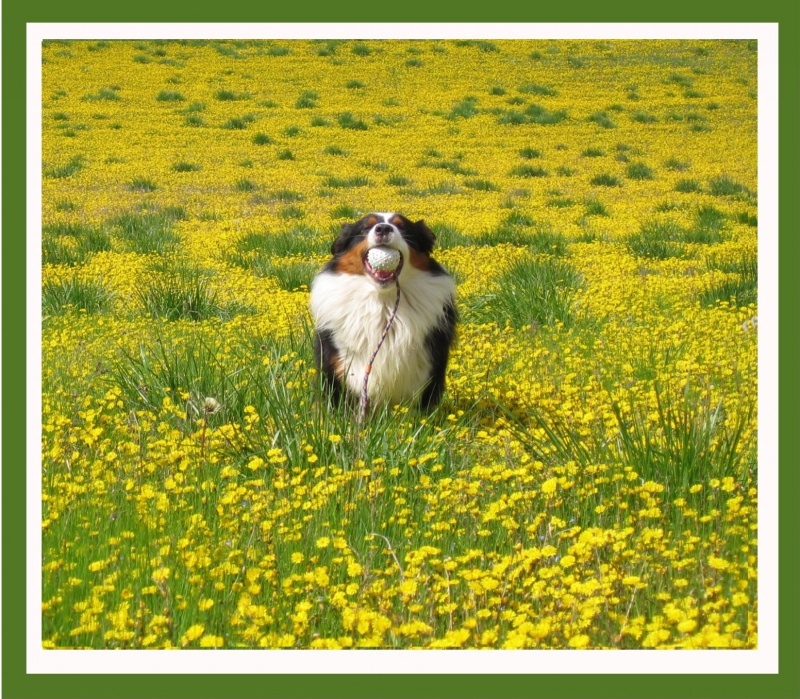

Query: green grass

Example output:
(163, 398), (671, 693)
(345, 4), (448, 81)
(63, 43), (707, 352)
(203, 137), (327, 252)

(497, 104), (567, 126)
(179, 102), (206, 113)
(252, 133), (273, 145)
(518, 147), (542, 159)
(273, 190), (304, 203)
(129, 177), (158, 192)
(611, 385), (752, 494)
(351, 43), (373, 57)
(156, 90), (185, 102)
(428, 223), (473, 249)
(588, 111), (616, 129)
(667, 73), (694, 88)
(627, 220), (688, 260)
(231, 227), (328, 259)
(43, 155), (86, 179)
(387, 174), (411, 187)
(419, 156), (477, 177)
(330, 204), (360, 219)
(736, 211), (758, 227)
(235, 179), (258, 192)
(82, 87), (121, 102)
(265, 44), (292, 57)
(108, 209), (182, 255)
(463, 178), (499, 191)
(709, 175), (749, 197)
(470, 213), (569, 256)
(502, 211), (535, 227)
(447, 96), (479, 120)
(136, 261), (250, 322)
(584, 198), (609, 217)
(701, 251), (757, 308)
(468, 255), (583, 329)
(631, 111), (658, 123)
(518, 83), (557, 96)
(454, 40), (499, 53)
(589, 173), (621, 187)
(215, 90), (249, 101)
(222, 115), (255, 130)
(510, 165), (548, 178)
(172, 161), (202, 172)
(238, 257), (317, 291)
(525, 228), (569, 256)
(322, 175), (371, 189)
(675, 178), (703, 193)
(295, 91), (318, 108)
(626, 207), (727, 260)
(337, 113), (369, 131)
(42, 277), (114, 316)
(42, 223), (112, 266)
(278, 205), (305, 220)
(665, 158), (691, 172)
(626, 162), (655, 180)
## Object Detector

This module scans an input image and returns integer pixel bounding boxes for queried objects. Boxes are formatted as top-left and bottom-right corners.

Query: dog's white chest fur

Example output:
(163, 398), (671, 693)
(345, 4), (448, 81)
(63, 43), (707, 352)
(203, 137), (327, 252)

(310, 268), (455, 403)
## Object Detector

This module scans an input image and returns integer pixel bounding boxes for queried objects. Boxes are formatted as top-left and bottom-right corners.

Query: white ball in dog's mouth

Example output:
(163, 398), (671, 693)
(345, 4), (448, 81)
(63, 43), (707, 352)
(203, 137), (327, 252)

(366, 246), (401, 271)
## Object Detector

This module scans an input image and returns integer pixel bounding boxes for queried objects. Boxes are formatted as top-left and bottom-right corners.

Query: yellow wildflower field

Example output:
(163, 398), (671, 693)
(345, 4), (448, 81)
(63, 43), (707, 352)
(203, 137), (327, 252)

(41, 39), (757, 650)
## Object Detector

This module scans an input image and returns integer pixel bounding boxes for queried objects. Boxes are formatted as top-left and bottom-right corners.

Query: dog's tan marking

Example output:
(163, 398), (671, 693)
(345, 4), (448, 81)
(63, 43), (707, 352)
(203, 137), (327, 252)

(408, 249), (434, 271)
(364, 215), (379, 228)
(333, 354), (345, 378)
(338, 240), (370, 275)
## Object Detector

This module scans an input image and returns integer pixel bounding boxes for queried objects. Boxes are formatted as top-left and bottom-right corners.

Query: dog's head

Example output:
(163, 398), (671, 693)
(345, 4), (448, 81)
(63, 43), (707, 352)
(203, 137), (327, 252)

(330, 212), (437, 286)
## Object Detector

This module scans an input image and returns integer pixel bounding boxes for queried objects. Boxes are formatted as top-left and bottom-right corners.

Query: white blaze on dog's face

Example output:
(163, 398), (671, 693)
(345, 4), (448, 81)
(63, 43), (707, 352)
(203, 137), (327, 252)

(361, 213), (408, 285)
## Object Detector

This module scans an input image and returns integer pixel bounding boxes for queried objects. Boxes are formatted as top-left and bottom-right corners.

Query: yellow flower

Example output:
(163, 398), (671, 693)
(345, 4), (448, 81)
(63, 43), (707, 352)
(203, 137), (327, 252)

(568, 634), (591, 648)
(180, 624), (205, 646)
(541, 477), (558, 495)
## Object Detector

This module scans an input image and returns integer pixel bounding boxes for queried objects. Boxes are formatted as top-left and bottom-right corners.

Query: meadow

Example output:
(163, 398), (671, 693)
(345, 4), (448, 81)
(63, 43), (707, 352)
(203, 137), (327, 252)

(41, 38), (758, 649)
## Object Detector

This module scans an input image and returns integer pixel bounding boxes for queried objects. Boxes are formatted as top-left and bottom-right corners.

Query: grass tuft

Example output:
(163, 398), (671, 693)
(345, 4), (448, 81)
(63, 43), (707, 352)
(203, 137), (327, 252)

(469, 256), (583, 328)
(337, 113), (369, 131)
(108, 209), (182, 255)
(42, 223), (112, 265)
(42, 277), (114, 316)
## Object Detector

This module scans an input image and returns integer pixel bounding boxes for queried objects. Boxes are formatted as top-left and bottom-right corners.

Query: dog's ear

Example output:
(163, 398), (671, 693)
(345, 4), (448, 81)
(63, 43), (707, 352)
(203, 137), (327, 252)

(331, 222), (359, 256)
(413, 219), (437, 253)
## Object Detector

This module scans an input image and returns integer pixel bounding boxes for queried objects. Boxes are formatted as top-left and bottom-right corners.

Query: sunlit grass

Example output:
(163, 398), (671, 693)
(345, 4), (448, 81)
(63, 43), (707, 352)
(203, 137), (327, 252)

(40, 38), (758, 651)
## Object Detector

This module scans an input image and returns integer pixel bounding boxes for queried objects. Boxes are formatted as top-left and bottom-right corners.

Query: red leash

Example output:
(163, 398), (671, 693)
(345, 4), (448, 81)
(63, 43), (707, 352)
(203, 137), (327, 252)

(359, 282), (401, 424)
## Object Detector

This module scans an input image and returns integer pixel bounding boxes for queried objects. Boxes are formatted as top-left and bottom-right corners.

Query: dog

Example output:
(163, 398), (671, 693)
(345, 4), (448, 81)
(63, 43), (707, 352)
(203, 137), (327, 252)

(310, 212), (457, 411)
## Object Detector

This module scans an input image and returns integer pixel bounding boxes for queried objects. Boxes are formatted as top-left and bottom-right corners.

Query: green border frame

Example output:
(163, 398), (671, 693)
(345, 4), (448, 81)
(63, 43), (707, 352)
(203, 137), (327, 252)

(4, 1), (798, 698)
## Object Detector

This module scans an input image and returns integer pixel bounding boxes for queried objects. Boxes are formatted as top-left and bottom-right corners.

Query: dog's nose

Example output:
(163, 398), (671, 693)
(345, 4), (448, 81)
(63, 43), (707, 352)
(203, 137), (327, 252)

(373, 224), (394, 242)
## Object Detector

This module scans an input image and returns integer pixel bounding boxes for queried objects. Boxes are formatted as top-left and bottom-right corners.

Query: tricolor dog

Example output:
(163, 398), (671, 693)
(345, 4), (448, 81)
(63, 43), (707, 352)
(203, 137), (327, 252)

(310, 213), (457, 411)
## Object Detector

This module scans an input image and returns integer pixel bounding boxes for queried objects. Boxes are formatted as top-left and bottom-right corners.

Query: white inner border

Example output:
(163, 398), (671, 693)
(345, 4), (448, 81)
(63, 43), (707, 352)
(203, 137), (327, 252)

(27, 22), (779, 675)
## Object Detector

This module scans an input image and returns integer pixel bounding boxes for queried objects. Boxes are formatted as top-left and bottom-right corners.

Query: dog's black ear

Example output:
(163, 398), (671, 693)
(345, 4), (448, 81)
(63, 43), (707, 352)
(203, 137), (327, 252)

(413, 219), (437, 253)
(331, 222), (358, 256)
